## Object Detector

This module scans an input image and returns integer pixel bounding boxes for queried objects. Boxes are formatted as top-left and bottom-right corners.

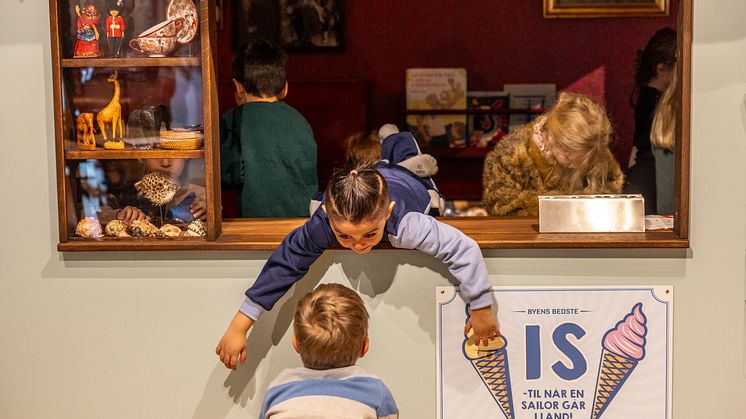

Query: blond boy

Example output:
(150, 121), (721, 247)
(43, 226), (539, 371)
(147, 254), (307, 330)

(258, 284), (398, 418)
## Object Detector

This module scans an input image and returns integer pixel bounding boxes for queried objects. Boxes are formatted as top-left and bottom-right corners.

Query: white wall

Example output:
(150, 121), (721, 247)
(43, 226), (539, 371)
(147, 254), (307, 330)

(1, 1), (744, 418)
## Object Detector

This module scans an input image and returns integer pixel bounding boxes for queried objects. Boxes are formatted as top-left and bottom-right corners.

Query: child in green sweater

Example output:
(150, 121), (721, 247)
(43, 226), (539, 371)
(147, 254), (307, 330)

(220, 39), (318, 217)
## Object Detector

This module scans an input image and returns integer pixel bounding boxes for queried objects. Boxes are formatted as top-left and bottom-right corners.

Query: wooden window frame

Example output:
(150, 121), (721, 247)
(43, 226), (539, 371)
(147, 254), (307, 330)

(56, 0), (691, 252)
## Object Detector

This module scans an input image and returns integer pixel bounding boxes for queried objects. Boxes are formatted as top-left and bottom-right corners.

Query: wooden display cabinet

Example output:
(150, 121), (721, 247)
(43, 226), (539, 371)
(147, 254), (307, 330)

(49, 0), (220, 250)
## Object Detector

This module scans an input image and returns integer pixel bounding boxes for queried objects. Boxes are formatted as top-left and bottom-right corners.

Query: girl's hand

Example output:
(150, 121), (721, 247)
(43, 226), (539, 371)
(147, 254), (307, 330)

(116, 206), (150, 226)
(190, 197), (208, 221)
(464, 305), (500, 346)
(216, 312), (254, 370)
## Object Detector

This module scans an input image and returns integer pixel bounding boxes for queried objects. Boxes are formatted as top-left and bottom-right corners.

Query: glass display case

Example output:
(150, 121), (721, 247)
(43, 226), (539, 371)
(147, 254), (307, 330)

(49, 0), (220, 249)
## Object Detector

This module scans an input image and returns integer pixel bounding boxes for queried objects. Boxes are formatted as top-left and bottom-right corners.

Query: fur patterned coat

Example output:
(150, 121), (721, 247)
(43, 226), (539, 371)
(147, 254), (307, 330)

(482, 123), (624, 216)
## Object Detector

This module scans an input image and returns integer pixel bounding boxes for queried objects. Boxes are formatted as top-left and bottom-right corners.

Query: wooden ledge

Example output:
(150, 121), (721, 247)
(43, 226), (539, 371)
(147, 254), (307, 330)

(57, 217), (689, 252)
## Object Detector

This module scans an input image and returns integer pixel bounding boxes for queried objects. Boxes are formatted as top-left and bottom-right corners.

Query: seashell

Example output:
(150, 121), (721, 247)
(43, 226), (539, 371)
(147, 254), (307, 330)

(130, 219), (159, 237)
(184, 219), (206, 237)
(75, 217), (103, 238)
(158, 223), (182, 237)
(134, 171), (179, 206)
(105, 220), (130, 237)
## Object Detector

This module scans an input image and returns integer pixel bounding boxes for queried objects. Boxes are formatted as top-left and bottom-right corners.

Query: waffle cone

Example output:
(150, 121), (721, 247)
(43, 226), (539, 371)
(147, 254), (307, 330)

(590, 349), (638, 419)
(470, 347), (514, 419)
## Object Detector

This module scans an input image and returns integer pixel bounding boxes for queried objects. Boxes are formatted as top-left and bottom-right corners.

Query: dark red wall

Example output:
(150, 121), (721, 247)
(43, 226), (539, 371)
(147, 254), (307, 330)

(217, 1), (678, 170)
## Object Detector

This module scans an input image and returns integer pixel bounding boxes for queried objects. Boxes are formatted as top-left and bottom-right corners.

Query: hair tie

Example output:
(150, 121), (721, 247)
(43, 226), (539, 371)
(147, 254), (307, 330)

(350, 169), (358, 176)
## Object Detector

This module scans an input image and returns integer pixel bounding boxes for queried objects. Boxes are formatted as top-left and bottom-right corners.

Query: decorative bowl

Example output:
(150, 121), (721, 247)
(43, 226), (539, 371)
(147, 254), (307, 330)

(139, 17), (184, 38)
(129, 35), (178, 57)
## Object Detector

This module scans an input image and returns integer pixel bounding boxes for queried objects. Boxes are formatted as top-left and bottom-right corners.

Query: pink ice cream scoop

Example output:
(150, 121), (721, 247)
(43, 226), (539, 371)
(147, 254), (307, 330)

(602, 302), (647, 360)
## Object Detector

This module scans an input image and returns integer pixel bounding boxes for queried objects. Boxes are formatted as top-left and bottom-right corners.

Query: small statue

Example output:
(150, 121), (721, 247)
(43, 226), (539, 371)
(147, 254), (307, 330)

(74, 2), (102, 58)
(75, 112), (96, 150)
(97, 72), (125, 149)
(128, 104), (170, 143)
(105, 1), (126, 58)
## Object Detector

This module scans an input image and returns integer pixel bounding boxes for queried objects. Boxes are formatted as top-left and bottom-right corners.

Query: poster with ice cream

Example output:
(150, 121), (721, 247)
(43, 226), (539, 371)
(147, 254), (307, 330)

(436, 286), (672, 419)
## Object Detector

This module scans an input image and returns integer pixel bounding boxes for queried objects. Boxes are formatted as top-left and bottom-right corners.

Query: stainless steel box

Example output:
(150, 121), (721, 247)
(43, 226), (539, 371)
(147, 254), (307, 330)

(538, 194), (645, 233)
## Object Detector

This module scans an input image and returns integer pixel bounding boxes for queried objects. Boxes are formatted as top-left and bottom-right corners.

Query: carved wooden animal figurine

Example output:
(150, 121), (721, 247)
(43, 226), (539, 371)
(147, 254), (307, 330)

(97, 72), (125, 149)
(75, 112), (96, 150)
(128, 104), (170, 142)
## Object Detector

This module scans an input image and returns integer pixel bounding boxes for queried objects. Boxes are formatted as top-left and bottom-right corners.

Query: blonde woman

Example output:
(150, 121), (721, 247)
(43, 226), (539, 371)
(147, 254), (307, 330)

(482, 92), (624, 216)
(650, 67), (678, 215)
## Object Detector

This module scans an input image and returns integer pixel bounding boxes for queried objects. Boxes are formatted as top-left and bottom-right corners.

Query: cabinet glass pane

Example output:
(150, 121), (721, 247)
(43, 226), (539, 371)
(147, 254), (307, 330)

(66, 158), (207, 240)
(61, 66), (203, 152)
(59, 0), (201, 60)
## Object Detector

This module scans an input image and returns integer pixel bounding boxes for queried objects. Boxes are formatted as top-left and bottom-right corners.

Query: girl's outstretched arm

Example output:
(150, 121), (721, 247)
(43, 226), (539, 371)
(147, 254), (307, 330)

(215, 211), (335, 369)
(389, 212), (500, 342)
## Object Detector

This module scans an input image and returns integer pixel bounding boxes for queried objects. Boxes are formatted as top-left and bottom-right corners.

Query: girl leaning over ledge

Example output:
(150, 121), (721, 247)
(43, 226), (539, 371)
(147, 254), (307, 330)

(482, 92), (624, 217)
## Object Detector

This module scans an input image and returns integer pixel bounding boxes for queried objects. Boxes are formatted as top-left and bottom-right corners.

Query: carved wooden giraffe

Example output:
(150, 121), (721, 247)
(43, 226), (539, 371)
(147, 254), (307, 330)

(97, 72), (124, 149)
(75, 112), (96, 150)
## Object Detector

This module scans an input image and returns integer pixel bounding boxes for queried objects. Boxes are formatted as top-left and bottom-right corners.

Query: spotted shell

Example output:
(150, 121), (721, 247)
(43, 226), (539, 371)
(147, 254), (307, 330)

(158, 223), (182, 237)
(130, 219), (159, 237)
(105, 220), (130, 237)
(184, 219), (206, 237)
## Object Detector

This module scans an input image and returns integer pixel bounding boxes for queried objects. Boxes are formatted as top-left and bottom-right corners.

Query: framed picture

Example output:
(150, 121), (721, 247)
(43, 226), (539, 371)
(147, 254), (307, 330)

(233, 0), (344, 52)
(544, 0), (669, 18)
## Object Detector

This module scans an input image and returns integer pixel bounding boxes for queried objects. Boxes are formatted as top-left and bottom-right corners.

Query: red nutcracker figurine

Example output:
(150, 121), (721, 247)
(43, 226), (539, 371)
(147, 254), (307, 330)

(105, 1), (125, 58)
(74, 2), (101, 58)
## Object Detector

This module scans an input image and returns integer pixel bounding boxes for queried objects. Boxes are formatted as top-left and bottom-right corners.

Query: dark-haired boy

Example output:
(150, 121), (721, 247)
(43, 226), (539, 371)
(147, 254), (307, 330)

(220, 39), (318, 217)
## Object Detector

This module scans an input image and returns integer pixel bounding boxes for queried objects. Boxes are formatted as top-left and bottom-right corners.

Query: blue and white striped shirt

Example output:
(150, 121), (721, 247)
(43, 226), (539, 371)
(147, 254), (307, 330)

(260, 365), (399, 419)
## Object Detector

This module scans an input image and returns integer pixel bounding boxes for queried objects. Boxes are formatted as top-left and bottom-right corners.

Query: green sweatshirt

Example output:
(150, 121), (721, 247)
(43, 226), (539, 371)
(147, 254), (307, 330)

(220, 102), (318, 218)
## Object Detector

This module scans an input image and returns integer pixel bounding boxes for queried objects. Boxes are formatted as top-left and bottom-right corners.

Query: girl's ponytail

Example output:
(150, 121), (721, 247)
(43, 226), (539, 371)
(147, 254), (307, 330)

(325, 162), (389, 223)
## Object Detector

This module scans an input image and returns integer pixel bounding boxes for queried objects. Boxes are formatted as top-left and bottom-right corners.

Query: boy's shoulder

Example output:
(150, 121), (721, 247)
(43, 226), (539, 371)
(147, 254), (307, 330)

(225, 102), (311, 132)
(263, 366), (397, 418)
(269, 365), (380, 387)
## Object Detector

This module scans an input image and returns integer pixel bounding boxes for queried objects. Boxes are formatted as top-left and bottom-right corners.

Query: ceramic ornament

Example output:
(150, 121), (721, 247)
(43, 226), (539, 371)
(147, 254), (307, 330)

(167, 0), (199, 44)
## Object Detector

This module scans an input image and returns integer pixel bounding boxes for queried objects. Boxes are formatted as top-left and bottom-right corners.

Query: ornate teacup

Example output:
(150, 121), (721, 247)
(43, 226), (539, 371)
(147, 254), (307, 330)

(139, 17), (184, 38)
(129, 35), (178, 57)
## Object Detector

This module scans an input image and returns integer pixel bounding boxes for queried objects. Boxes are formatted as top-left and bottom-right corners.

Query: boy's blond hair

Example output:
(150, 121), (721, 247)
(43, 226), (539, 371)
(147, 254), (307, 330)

(294, 283), (369, 370)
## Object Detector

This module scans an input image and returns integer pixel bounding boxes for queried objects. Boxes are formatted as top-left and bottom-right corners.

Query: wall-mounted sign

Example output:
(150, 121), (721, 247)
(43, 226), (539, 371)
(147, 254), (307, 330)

(437, 286), (673, 419)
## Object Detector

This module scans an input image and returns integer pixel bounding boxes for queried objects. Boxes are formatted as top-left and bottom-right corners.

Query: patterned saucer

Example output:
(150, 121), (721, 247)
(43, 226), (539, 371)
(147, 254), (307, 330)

(166, 0), (199, 44)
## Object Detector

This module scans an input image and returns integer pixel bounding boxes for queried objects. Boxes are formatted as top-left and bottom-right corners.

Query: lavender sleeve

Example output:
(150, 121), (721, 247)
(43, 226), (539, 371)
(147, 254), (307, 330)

(388, 212), (492, 308)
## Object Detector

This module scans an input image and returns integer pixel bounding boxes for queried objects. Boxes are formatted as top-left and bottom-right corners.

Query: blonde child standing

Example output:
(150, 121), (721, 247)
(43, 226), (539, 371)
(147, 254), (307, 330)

(259, 283), (398, 418)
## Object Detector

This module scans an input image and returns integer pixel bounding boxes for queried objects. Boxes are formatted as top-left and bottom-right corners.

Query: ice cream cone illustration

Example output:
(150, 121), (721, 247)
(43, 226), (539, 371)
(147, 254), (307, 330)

(463, 331), (515, 419)
(590, 302), (648, 419)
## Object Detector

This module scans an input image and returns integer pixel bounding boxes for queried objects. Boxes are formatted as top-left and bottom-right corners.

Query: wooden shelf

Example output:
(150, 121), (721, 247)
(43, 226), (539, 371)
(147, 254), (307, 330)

(64, 149), (204, 160)
(58, 217), (690, 252)
(61, 57), (200, 68)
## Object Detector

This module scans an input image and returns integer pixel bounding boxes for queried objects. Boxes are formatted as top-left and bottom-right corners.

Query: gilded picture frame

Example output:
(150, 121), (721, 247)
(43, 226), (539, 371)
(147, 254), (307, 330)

(544, 0), (669, 18)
